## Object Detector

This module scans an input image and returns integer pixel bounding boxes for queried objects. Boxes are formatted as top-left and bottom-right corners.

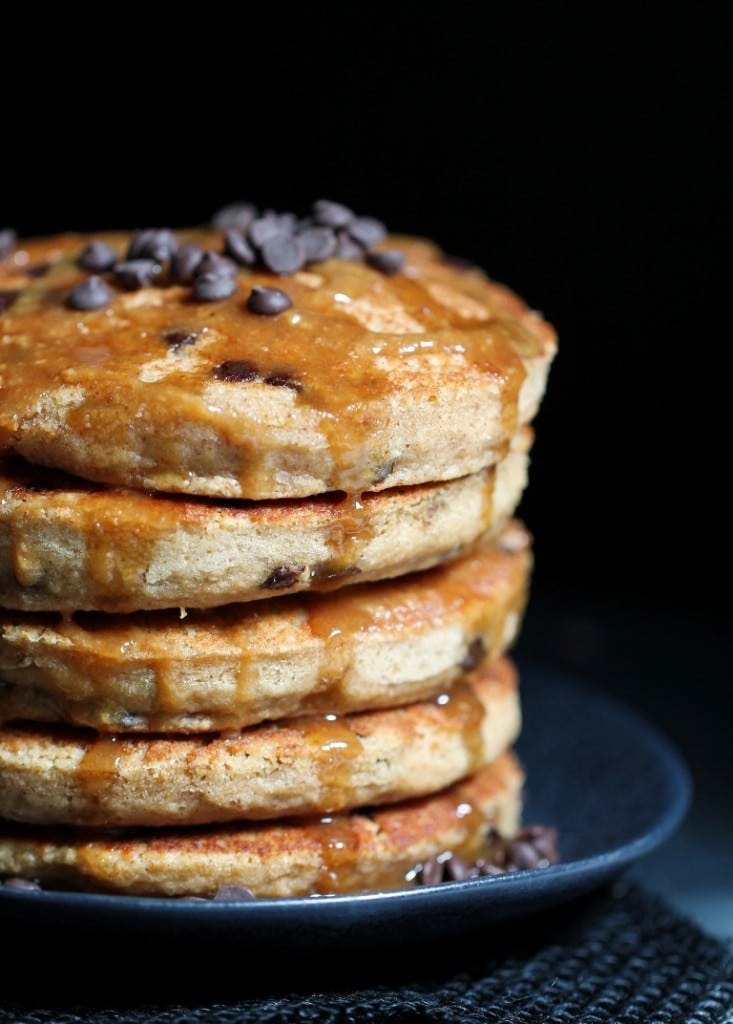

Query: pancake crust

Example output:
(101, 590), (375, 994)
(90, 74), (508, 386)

(0, 750), (523, 898)
(0, 658), (520, 827)
(0, 522), (531, 732)
(0, 230), (556, 500)
(0, 428), (530, 613)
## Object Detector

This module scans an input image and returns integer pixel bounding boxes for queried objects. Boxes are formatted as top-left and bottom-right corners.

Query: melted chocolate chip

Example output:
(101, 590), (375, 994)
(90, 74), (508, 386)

(164, 328), (199, 350)
(0, 228), (17, 259)
(212, 360), (259, 383)
(0, 290), (19, 313)
(78, 240), (117, 272)
(262, 566), (305, 588)
(264, 371), (302, 391)
(246, 285), (292, 315)
(67, 275), (113, 310)
(366, 249), (405, 276)
(460, 637), (486, 671)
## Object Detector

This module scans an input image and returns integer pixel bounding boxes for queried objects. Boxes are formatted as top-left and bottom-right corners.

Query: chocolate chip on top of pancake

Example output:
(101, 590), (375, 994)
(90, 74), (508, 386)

(0, 200), (556, 501)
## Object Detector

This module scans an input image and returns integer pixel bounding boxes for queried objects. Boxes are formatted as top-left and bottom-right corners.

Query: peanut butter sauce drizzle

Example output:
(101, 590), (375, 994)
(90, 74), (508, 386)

(0, 229), (548, 498)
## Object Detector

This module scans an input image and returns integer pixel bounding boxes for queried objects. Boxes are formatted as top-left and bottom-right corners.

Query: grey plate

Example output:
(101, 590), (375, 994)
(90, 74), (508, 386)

(0, 661), (691, 959)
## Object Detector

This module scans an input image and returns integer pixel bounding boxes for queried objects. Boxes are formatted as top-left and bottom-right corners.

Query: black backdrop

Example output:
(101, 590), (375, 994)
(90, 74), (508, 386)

(3, 4), (728, 612)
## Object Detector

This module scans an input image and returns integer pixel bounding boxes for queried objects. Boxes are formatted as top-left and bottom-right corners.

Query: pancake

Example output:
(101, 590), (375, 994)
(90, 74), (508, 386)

(0, 749), (523, 898)
(0, 522), (531, 733)
(0, 427), (530, 614)
(0, 222), (556, 500)
(0, 657), (520, 827)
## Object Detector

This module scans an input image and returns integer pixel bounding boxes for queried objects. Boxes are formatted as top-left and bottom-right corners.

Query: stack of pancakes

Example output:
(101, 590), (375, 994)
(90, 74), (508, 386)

(0, 202), (556, 898)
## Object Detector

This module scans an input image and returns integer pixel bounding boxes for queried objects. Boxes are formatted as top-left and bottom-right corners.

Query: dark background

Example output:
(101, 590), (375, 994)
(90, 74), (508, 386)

(1, 2), (731, 942)
(4, 5), (727, 613)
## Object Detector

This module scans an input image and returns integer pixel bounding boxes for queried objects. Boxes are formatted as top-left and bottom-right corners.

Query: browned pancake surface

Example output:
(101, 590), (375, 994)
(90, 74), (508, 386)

(0, 428), (530, 612)
(0, 750), (523, 898)
(0, 230), (556, 499)
(0, 658), (521, 827)
(0, 523), (530, 732)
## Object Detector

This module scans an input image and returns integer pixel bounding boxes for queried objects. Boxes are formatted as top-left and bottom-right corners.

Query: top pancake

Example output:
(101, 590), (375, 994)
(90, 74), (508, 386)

(0, 216), (556, 499)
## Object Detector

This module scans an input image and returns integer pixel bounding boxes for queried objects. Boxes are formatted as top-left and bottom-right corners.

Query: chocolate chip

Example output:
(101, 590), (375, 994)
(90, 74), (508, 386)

(264, 371), (302, 391)
(418, 859), (445, 886)
(366, 249), (405, 276)
(413, 822), (560, 886)
(78, 240), (117, 272)
(262, 566), (305, 588)
(224, 229), (256, 266)
(211, 201), (258, 230)
(246, 285), (292, 315)
(0, 290), (19, 312)
(25, 262), (50, 278)
(348, 216), (387, 248)
(445, 856), (481, 881)
(213, 885), (256, 901)
(195, 251), (238, 278)
(460, 637), (486, 672)
(334, 230), (365, 261)
(164, 328), (199, 350)
(170, 243), (205, 284)
(248, 212), (296, 248)
(260, 233), (306, 275)
(0, 228), (17, 259)
(115, 258), (162, 290)
(212, 360), (259, 383)
(297, 226), (338, 262)
(2, 876), (42, 891)
(192, 270), (238, 301)
(506, 840), (542, 870)
(312, 199), (354, 228)
(127, 228), (178, 263)
(68, 275), (113, 310)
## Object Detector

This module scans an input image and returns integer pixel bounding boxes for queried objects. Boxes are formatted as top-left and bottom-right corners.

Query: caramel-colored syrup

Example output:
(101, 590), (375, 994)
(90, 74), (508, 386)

(0, 229), (553, 499)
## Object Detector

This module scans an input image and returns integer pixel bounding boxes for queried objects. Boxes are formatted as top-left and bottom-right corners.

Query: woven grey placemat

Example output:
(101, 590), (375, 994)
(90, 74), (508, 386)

(1, 881), (731, 1023)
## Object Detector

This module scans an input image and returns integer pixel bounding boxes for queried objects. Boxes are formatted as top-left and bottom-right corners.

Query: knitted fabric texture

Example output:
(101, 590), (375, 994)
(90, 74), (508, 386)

(0, 881), (731, 1023)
